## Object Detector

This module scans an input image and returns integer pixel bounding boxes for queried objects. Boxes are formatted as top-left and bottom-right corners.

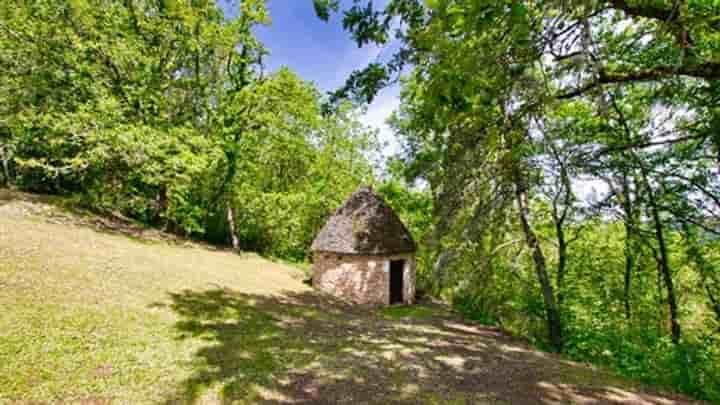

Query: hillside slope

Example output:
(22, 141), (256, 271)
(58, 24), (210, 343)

(0, 191), (704, 404)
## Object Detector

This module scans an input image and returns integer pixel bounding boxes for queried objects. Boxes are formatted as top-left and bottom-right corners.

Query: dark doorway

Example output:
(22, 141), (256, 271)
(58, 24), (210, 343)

(389, 260), (404, 304)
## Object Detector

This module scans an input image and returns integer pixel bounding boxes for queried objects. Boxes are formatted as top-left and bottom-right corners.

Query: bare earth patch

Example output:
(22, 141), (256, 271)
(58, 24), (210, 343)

(0, 190), (705, 404)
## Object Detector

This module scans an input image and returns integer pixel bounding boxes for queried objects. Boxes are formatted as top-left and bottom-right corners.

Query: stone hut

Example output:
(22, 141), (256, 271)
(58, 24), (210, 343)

(311, 186), (417, 306)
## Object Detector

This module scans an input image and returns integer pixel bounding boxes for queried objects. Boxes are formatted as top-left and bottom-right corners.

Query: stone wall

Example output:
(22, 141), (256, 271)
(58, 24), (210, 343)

(312, 252), (416, 306)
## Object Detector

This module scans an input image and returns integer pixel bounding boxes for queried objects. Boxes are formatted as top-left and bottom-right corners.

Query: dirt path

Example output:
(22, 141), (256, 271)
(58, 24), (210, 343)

(158, 289), (702, 405)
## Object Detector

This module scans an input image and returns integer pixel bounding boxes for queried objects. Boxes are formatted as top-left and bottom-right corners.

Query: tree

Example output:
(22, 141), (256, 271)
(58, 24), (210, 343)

(211, 68), (320, 249)
(0, 0), (380, 259)
(315, 0), (719, 351)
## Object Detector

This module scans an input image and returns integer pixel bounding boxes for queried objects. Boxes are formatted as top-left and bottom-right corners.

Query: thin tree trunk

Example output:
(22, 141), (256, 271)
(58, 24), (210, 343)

(623, 234), (634, 320)
(226, 203), (239, 250)
(206, 142), (239, 230)
(645, 179), (681, 344)
(656, 257), (664, 333)
(193, 20), (203, 127)
(157, 184), (168, 228)
(502, 105), (562, 350)
(609, 95), (677, 337)
(621, 173), (635, 320)
(684, 224), (720, 326)
(555, 219), (567, 310)
(515, 179), (563, 351)
(609, 97), (639, 321)
(551, 150), (572, 311)
(706, 284), (720, 324)
(0, 146), (10, 187)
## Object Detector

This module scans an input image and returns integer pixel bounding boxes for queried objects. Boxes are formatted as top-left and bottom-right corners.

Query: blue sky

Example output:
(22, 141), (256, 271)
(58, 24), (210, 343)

(219, 1), (608, 195)
(221, 0), (401, 154)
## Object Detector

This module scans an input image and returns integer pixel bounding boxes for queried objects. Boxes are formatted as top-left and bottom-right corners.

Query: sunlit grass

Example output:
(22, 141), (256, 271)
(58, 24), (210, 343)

(380, 303), (443, 320)
(0, 193), (311, 403)
(0, 192), (699, 404)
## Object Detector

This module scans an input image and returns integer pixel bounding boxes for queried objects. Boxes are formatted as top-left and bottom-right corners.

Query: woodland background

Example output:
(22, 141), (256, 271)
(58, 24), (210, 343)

(1, 0), (718, 401)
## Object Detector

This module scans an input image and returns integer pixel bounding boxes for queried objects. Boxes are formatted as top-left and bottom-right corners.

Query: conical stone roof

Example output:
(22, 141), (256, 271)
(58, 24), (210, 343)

(311, 186), (417, 255)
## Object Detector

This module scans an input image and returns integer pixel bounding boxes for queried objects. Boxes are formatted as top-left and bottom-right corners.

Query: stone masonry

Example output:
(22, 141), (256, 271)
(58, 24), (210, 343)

(313, 253), (416, 306)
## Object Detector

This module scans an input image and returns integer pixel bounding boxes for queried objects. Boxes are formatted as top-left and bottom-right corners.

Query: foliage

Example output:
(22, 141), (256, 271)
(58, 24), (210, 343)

(0, 0), (379, 259)
(321, 0), (720, 400)
(1, 0), (719, 401)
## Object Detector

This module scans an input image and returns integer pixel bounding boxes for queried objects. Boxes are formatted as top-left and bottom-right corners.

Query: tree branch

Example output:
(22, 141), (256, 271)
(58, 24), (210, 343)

(593, 133), (707, 157)
(557, 63), (720, 99)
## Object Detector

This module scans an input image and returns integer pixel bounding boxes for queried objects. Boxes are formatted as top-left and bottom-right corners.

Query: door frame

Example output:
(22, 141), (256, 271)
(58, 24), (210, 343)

(388, 259), (405, 304)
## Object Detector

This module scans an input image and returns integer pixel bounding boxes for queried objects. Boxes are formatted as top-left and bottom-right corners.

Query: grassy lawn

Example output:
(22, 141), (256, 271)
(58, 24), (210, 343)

(0, 191), (703, 404)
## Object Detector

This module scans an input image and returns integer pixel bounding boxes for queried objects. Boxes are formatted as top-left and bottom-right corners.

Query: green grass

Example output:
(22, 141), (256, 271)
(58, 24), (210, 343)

(379, 303), (443, 320)
(0, 191), (703, 404)
(0, 191), (311, 403)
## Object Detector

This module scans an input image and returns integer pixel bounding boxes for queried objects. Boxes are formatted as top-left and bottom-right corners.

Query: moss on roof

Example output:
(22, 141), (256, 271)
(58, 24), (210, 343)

(311, 186), (417, 255)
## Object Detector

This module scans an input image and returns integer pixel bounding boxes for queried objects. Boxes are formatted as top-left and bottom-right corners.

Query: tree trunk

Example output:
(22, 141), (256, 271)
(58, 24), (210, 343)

(623, 236), (634, 320)
(555, 219), (567, 310)
(609, 97), (639, 322)
(0, 145), (10, 187)
(646, 182), (681, 344)
(552, 154), (572, 311)
(706, 284), (720, 325)
(206, 143), (239, 229)
(684, 224), (720, 327)
(515, 179), (563, 351)
(157, 184), (168, 228)
(226, 203), (240, 250)
(621, 173), (636, 321)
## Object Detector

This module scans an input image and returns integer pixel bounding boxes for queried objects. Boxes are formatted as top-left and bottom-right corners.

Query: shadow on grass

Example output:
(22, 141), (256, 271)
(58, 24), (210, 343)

(154, 289), (700, 405)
